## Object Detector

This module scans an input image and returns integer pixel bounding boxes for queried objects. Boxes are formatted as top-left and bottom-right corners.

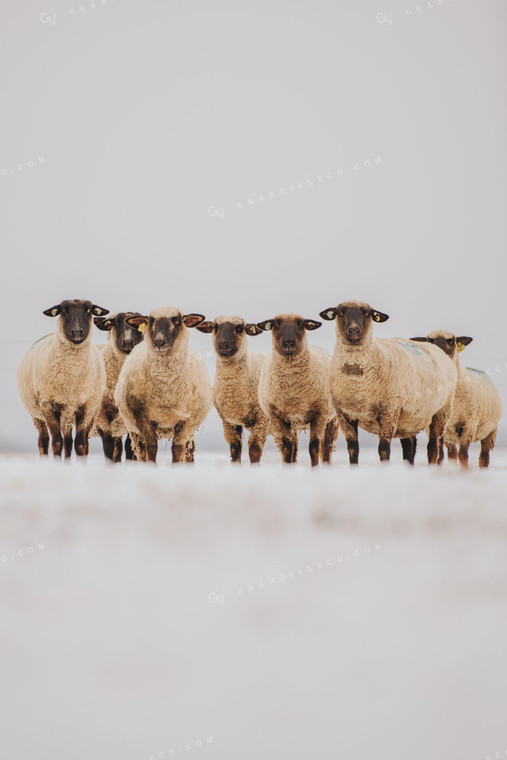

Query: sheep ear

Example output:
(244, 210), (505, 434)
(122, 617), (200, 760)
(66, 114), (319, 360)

(410, 337), (428, 342)
(319, 308), (338, 321)
(196, 321), (214, 334)
(256, 320), (274, 332)
(456, 336), (473, 352)
(183, 313), (206, 328)
(126, 315), (149, 333)
(91, 305), (110, 317)
(371, 310), (389, 323)
(245, 323), (263, 336)
(303, 319), (322, 331)
(94, 317), (115, 331)
(43, 305), (61, 317)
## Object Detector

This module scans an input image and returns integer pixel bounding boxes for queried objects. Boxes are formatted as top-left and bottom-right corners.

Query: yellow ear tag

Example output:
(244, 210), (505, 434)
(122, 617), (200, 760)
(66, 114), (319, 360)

(138, 323), (147, 333)
(457, 342), (465, 353)
(373, 314), (381, 322)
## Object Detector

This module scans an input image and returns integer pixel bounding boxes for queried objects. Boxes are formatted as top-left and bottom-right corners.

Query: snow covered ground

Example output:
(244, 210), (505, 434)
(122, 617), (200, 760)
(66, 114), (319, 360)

(1, 448), (506, 760)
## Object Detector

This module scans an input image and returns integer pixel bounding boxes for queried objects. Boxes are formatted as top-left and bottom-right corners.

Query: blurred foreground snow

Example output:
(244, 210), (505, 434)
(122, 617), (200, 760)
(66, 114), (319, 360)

(1, 449), (506, 760)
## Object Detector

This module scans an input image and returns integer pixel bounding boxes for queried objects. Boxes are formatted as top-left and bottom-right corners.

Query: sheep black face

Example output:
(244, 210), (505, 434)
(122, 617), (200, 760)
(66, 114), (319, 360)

(213, 320), (243, 357)
(319, 302), (389, 346)
(126, 311), (206, 356)
(197, 316), (262, 358)
(411, 332), (473, 359)
(43, 300), (109, 345)
(94, 312), (145, 354)
(256, 315), (321, 357)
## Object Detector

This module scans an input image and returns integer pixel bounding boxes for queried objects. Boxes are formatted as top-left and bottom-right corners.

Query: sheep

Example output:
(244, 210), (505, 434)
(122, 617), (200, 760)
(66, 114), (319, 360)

(114, 307), (212, 463)
(410, 329), (502, 467)
(319, 300), (457, 465)
(92, 312), (144, 463)
(254, 314), (340, 466)
(195, 315), (269, 463)
(17, 299), (110, 459)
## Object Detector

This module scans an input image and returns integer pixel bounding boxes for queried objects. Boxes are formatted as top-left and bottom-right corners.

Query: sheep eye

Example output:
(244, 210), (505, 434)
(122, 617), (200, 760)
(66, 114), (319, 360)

(235, 325), (243, 334)
(447, 338), (454, 344)
(149, 317), (154, 325)
(213, 324), (218, 332)
(338, 310), (344, 318)
(361, 309), (369, 316)
(172, 316), (181, 326)
(274, 320), (281, 328)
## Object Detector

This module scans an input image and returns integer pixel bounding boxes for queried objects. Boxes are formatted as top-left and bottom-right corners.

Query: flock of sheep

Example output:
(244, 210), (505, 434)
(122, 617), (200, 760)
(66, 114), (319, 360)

(17, 299), (502, 468)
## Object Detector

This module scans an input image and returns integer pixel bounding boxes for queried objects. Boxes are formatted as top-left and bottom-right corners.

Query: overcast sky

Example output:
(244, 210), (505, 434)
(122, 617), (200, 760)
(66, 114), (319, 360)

(2, 0), (506, 452)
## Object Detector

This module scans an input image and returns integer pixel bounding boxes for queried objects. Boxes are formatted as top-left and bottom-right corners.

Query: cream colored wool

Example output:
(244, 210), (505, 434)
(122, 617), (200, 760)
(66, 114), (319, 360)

(211, 315), (270, 462)
(328, 302), (457, 447)
(427, 329), (502, 465)
(115, 306), (212, 462)
(92, 336), (129, 440)
(258, 315), (339, 464)
(18, 320), (105, 450)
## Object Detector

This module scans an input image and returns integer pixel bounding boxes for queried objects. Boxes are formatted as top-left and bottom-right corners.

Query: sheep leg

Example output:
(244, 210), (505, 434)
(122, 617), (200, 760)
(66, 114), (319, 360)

(377, 413), (399, 463)
(185, 439), (196, 463)
(129, 410), (158, 462)
(74, 405), (94, 457)
(113, 437), (123, 463)
(427, 411), (448, 465)
(32, 417), (49, 456)
(447, 443), (458, 461)
(309, 413), (327, 467)
(400, 436), (417, 465)
(248, 419), (268, 464)
(172, 422), (193, 464)
(322, 417), (339, 464)
(128, 432), (146, 461)
(99, 430), (116, 462)
(124, 434), (136, 461)
(479, 428), (496, 468)
(458, 443), (470, 468)
(268, 406), (297, 464)
(336, 411), (359, 465)
(222, 421), (243, 463)
(41, 402), (63, 458)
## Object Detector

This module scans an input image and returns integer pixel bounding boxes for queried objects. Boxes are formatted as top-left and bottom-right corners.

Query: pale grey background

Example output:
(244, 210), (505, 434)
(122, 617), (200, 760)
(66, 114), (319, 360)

(1, 0), (506, 452)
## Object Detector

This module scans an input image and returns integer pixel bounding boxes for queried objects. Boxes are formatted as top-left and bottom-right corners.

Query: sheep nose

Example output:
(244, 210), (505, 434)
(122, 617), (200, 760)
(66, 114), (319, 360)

(154, 338), (167, 349)
(122, 340), (134, 350)
(347, 325), (361, 336)
(218, 341), (231, 351)
(70, 328), (84, 339)
(282, 339), (296, 350)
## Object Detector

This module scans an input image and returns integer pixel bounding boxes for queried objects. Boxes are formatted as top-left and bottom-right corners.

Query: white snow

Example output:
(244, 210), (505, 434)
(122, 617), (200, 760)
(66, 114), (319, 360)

(1, 450), (507, 760)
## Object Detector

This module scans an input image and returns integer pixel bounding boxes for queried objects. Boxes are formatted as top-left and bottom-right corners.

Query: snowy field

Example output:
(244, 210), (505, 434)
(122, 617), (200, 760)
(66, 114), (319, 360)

(1, 448), (507, 760)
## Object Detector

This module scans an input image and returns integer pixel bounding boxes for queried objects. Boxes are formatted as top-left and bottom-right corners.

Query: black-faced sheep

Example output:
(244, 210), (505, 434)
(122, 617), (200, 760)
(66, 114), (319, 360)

(18, 299), (110, 458)
(114, 307), (212, 463)
(255, 314), (339, 466)
(411, 329), (502, 467)
(196, 315), (269, 463)
(92, 312), (144, 463)
(319, 300), (457, 465)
